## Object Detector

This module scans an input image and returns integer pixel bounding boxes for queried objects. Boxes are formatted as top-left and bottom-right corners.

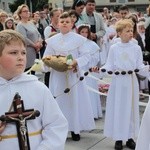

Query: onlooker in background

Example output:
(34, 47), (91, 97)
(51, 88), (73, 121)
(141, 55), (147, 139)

(144, 5), (150, 28)
(39, 10), (49, 30)
(112, 11), (121, 21)
(32, 11), (45, 58)
(144, 16), (150, 95)
(103, 7), (111, 20)
(4, 17), (16, 30)
(68, 9), (79, 32)
(118, 5), (129, 20)
(71, 0), (85, 25)
(43, 4), (51, 24)
(137, 11), (144, 19)
(81, 0), (105, 68)
(137, 21), (149, 94)
(44, 8), (61, 39)
(32, 11), (44, 39)
(13, 11), (20, 26)
(127, 14), (147, 99)
(127, 14), (145, 52)
(44, 8), (61, 88)
(137, 21), (146, 47)
(82, 0), (106, 46)
(16, 4), (43, 72)
(58, 8), (64, 14)
(0, 11), (8, 31)
(100, 17), (117, 64)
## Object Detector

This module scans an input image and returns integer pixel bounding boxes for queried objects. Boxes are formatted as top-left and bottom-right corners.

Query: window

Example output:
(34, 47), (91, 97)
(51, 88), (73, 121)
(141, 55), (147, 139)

(110, 0), (116, 2)
(2, 2), (5, 10)
(128, 0), (135, 2)
(118, 0), (126, 3)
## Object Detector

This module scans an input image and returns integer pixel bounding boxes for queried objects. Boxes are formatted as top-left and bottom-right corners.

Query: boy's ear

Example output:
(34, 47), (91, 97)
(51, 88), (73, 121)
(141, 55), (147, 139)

(58, 23), (60, 28)
(71, 22), (74, 27)
(57, 22), (61, 29)
(117, 31), (121, 37)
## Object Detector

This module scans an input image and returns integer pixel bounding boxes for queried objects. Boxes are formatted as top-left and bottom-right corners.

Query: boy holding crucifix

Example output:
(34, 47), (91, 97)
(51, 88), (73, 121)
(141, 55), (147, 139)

(0, 30), (68, 150)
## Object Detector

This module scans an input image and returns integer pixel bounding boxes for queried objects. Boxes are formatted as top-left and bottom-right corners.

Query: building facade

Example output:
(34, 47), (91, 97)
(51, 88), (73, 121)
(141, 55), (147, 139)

(62, 0), (150, 13)
(0, 0), (15, 13)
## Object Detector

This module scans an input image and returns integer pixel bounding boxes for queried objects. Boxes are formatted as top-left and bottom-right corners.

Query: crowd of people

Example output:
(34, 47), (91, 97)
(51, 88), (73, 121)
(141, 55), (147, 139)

(0, 0), (150, 149)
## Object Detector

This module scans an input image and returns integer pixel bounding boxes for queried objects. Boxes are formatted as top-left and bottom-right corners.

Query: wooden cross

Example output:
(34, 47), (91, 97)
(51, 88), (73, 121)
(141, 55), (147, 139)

(0, 93), (40, 150)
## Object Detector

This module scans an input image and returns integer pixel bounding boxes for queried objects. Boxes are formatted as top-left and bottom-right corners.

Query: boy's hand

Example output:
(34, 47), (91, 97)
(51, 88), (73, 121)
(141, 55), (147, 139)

(0, 121), (6, 134)
(91, 66), (100, 73)
(68, 60), (78, 72)
(71, 60), (77, 67)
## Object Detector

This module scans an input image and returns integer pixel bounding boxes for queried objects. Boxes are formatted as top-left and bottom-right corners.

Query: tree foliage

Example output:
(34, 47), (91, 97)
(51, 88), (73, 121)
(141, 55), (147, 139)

(32, 0), (48, 11)
(9, 0), (25, 13)
(9, 0), (49, 13)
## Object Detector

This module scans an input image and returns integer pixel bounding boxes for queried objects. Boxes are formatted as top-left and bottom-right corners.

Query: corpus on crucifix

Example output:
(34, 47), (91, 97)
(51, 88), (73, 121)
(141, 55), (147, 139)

(0, 93), (40, 150)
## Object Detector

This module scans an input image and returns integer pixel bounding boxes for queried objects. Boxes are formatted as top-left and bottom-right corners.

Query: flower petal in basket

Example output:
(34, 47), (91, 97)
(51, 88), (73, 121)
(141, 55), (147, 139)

(42, 55), (71, 72)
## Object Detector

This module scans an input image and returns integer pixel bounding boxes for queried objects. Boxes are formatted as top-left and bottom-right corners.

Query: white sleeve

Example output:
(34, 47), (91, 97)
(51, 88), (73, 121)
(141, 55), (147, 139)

(43, 38), (55, 57)
(87, 41), (101, 68)
(37, 88), (68, 150)
(148, 75), (150, 81)
(75, 43), (91, 69)
(101, 45), (114, 71)
(75, 41), (101, 69)
(44, 26), (52, 40)
(135, 96), (150, 150)
(136, 46), (150, 77)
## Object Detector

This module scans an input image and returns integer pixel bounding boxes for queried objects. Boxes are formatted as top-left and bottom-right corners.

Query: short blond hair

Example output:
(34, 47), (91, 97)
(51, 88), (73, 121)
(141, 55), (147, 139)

(0, 30), (26, 56)
(115, 19), (133, 33)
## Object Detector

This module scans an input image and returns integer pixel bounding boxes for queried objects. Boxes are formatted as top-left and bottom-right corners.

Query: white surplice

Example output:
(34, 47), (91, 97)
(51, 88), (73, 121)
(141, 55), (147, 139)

(44, 32), (96, 134)
(86, 72), (103, 119)
(103, 41), (149, 141)
(0, 74), (68, 150)
(83, 39), (103, 119)
(135, 96), (150, 150)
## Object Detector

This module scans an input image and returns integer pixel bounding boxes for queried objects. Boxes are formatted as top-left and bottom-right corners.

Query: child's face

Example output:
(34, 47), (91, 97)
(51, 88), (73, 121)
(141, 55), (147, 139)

(6, 20), (13, 29)
(79, 28), (88, 38)
(51, 11), (61, 24)
(138, 25), (145, 34)
(118, 26), (133, 43)
(75, 5), (85, 15)
(33, 13), (40, 22)
(58, 17), (73, 34)
(70, 14), (77, 25)
(0, 41), (26, 80)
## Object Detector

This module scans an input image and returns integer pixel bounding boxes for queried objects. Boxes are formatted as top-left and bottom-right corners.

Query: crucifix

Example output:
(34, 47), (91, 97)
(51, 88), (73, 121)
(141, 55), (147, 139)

(0, 93), (40, 150)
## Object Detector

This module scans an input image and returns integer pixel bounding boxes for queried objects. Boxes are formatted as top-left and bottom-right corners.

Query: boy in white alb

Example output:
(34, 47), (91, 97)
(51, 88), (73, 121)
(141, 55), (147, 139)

(94, 19), (150, 150)
(43, 12), (96, 141)
(0, 30), (68, 150)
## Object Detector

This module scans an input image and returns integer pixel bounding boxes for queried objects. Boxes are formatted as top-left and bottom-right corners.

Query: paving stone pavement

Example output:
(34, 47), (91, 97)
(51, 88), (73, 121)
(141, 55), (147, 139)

(65, 100), (147, 150)
(36, 72), (148, 150)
